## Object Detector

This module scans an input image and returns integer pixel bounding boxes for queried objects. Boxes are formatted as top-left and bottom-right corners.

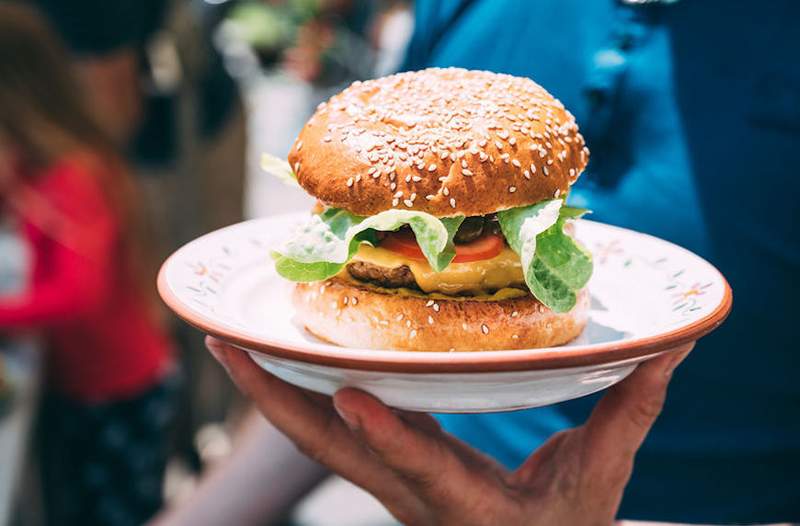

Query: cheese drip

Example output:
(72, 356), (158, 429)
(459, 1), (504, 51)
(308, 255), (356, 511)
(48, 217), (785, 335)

(351, 244), (525, 295)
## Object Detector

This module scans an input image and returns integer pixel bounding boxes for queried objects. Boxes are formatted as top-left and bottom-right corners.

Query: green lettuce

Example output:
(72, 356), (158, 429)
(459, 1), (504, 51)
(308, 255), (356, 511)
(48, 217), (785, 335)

(260, 153), (299, 187)
(497, 200), (592, 313)
(272, 209), (464, 282)
(261, 152), (592, 313)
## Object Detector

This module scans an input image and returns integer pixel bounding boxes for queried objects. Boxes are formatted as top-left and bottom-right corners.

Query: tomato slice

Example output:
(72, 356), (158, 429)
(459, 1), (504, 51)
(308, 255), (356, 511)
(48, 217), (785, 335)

(380, 229), (504, 263)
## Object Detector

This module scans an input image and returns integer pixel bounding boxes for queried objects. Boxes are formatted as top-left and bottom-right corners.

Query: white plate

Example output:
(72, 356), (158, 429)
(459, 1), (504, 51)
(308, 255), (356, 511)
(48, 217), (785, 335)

(158, 213), (731, 412)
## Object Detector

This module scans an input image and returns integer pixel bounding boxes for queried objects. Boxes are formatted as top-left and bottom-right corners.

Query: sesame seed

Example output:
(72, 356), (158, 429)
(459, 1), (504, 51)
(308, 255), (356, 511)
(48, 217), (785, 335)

(396, 313), (404, 321)
(509, 186), (517, 193)
(530, 164), (536, 173)
(439, 151), (449, 160)
(511, 311), (519, 317)
(355, 175), (362, 182)
(569, 168), (576, 177)
(392, 198), (400, 207)
(405, 175), (412, 183)
(479, 139), (488, 147)
(296, 141), (303, 151)
(479, 152), (488, 162)
(346, 178), (354, 187)
(494, 140), (503, 150)
(512, 334), (519, 339)
(511, 159), (521, 168)
(443, 187), (450, 196)
(394, 190), (403, 198)
(352, 297), (358, 305)
(508, 137), (517, 146)
(462, 169), (473, 176)
(406, 319), (412, 328)
(498, 129), (509, 139)
(390, 182), (397, 191)
(450, 197), (456, 208)
(462, 322), (468, 330)
(294, 162), (301, 173)
(323, 135), (332, 142)
(554, 189), (561, 197)
(433, 303), (440, 312)
(426, 300), (434, 307)
(428, 163), (437, 172)
(543, 166), (549, 176)
(481, 324), (490, 335)
(412, 175), (422, 182)
(461, 159), (468, 169)
(409, 193), (417, 201)
(523, 170), (531, 179)
(547, 159), (554, 165)
(403, 199), (414, 207)
(425, 194), (435, 200)
(428, 315), (434, 325)
(410, 329), (417, 338)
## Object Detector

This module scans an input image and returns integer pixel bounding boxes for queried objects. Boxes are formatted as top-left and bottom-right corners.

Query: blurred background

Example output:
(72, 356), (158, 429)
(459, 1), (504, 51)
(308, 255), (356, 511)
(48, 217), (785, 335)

(0, 1), (410, 524)
(0, 1), (797, 526)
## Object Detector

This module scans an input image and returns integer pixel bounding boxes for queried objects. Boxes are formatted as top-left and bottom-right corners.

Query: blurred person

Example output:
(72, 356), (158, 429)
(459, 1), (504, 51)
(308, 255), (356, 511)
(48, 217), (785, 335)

(30, 0), (249, 463)
(403, 0), (800, 524)
(0, 5), (177, 525)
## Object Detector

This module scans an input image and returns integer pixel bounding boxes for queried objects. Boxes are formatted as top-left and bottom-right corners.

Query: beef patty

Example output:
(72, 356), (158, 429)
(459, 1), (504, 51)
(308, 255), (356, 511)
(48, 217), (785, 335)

(346, 261), (417, 289)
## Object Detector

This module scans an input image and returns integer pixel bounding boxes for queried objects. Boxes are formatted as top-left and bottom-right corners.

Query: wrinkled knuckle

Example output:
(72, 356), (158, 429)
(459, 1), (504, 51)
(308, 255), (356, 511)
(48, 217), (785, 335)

(629, 395), (666, 429)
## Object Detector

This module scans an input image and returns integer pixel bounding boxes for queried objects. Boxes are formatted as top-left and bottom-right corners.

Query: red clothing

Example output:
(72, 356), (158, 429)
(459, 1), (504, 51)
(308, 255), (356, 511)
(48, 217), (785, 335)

(0, 154), (172, 402)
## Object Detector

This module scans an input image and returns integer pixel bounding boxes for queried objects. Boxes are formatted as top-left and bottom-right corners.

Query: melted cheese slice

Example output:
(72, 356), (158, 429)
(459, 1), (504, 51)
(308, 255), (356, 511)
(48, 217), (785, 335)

(351, 244), (525, 295)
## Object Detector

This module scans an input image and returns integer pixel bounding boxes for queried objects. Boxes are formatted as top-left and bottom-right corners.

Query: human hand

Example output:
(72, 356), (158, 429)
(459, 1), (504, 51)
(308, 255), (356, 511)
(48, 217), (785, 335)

(207, 337), (692, 526)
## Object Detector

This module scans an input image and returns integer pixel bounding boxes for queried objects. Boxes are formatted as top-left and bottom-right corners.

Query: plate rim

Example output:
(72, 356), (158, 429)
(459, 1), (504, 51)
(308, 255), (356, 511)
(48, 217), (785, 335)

(157, 215), (733, 373)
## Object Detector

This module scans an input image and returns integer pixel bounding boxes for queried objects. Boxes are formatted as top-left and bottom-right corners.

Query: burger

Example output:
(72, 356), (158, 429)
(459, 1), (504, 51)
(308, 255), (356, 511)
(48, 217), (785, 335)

(266, 68), (592, 352)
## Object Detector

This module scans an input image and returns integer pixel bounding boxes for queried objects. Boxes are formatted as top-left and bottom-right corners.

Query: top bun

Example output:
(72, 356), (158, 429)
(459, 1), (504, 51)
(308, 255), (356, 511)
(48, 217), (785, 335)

(289, 68), (589, 217)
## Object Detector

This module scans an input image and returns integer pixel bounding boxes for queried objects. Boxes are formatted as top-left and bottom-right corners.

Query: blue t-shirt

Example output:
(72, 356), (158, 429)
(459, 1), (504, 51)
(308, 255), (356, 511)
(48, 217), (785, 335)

(405, 1), (800, 523)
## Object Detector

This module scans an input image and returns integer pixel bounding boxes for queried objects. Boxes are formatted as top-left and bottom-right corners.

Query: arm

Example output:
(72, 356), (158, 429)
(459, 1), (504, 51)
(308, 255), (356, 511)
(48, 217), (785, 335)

(0, 166), (116, 328)
(207, 337), (693, 526)
(151, 409), (329, 526)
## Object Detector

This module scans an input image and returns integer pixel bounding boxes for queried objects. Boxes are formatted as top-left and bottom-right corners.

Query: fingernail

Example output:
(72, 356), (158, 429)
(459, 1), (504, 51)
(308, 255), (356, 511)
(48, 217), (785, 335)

(334, 400), (361, 431)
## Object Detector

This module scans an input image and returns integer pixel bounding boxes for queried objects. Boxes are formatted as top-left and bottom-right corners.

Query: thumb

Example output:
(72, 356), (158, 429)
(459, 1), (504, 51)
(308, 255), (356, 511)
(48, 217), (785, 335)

(582, 344), (694, 477)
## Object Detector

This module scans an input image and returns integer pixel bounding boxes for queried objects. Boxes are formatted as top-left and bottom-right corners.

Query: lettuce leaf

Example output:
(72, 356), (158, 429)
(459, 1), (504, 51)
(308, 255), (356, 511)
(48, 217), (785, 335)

(272, 209), (464, 282)
(498, 200), (593, 313)
(260, 153), (299, 187)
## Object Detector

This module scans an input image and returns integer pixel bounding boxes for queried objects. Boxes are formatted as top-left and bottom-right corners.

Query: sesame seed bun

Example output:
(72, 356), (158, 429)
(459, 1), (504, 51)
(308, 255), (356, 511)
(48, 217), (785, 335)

(293, 278), (589, 352)
(289, 68), (589, 217)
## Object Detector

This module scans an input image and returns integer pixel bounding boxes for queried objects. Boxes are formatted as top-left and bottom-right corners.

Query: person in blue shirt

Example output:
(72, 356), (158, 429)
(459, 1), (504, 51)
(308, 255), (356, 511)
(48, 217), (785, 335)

(403, 0), (800, 523)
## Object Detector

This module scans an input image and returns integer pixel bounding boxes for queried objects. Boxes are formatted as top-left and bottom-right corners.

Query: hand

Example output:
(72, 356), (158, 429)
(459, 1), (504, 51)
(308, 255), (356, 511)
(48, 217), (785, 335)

(207, 337), (692, 526)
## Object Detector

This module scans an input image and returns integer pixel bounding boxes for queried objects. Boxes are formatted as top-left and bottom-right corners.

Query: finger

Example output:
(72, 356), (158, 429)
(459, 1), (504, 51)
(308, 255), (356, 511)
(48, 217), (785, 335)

(334, 388), (485, 502)
(392, 409), (507, 480)
(582, 343), (694, 476)
(205, 339), (425, 520)
(397, 410), (443, 436)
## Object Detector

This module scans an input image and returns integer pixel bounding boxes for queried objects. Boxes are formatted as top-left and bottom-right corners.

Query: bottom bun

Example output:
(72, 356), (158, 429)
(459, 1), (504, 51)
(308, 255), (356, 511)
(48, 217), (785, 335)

(292, 278), (589, 352)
